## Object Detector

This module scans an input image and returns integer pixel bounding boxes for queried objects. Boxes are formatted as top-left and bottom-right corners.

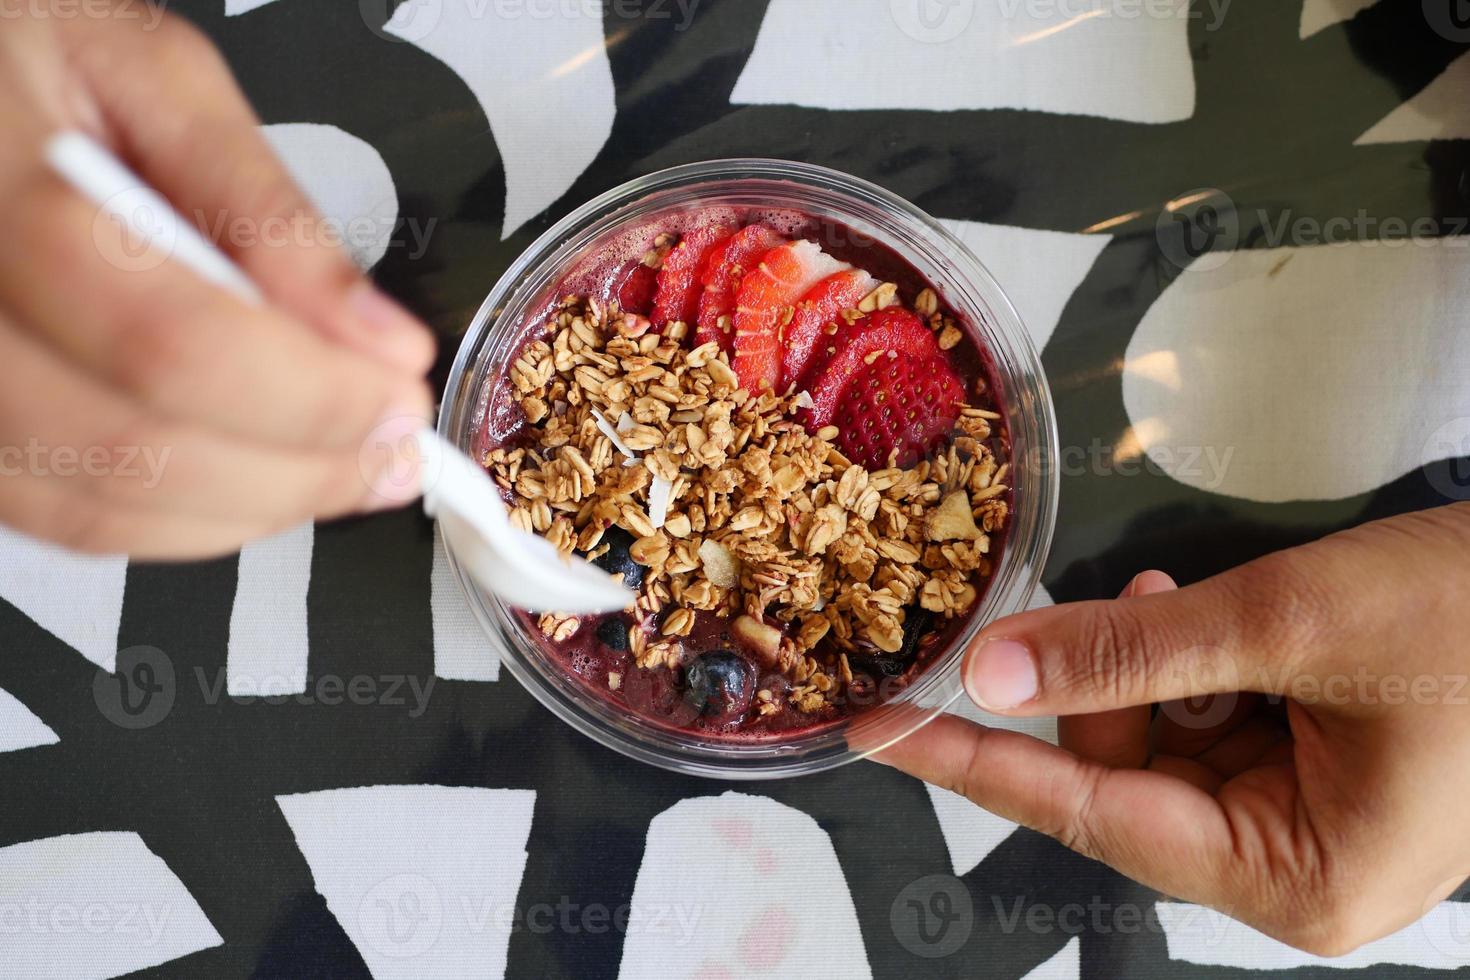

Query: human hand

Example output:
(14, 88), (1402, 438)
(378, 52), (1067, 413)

(878, 503), (1470, 956)
(0, 2), (435, 558)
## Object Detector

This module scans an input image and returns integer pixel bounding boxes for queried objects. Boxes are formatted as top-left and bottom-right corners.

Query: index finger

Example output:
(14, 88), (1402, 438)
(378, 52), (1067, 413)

(61, 11), (434, 373)
(874, 714), (1235, 905)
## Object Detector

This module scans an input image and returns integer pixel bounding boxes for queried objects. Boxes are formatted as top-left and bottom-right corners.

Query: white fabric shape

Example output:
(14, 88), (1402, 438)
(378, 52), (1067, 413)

(1356, 51), (1470, 145)
(1125, 240), (1470, 503)
(0, 831), (223, 979)
(0, 687), (58, 753)
(925, 584), (1058, 876)
(277, 785), (535, 980)
(225, 0), (284, 15)
(262, 123), (400, 270)
(941, 220), (1111, 353)
(1299, 0), (1379, 38)
(0, 525), (125, 672)
(731, 0), (1195, 123)
(227, 521), (313, 697)
(432, 523), (499, 682)
(384, 0), (616, 239)
(617, 791), (871, 980)
(1159, 901), (1470, 970)
(1023, 936), (1081, 979)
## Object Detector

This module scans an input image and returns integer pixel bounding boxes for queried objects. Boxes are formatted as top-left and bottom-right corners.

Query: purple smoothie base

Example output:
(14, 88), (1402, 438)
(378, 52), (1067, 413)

(479, 206), (1013, 743)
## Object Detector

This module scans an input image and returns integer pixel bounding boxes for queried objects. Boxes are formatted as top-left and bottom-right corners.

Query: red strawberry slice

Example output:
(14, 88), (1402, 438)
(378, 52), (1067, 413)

(801, 308), (941, 423)
(830, 352), (966, 470)
(694, 225), (786, 352)
(651, 223), (736, 328)
(781, 268), (877, 389)
(731, 240), (849, 392)
(616, 262), (659, 317)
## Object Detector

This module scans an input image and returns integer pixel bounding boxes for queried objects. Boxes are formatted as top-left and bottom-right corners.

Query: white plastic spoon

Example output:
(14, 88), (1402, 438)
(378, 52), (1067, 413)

(44, 130), (632, 615)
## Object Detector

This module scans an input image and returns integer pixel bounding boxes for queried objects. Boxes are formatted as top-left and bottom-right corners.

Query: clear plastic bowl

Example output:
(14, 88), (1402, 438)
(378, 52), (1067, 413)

(439, 159), (1058, 780)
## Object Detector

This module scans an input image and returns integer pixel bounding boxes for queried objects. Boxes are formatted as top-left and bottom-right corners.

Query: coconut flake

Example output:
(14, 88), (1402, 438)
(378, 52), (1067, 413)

(647, 476), (673, 529)
(698, 539), (741, 589)
(792, 390), (814, 410)
(591, 407), (638, 459)
(616, 412), (635, 432)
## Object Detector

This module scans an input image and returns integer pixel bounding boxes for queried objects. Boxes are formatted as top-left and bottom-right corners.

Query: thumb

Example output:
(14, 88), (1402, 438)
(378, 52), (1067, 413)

(963, 564), (1290, 716)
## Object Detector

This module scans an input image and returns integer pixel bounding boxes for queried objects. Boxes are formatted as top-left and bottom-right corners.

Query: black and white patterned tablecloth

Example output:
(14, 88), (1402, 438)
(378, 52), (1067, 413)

(4, 1), (1470, 977)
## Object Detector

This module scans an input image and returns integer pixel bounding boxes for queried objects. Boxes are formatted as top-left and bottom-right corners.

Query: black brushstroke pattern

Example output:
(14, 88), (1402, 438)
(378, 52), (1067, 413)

(1, 0), (1468, 978)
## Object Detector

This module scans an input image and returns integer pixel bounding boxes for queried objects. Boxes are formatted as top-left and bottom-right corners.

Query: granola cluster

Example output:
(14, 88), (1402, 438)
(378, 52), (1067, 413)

(489, 292), (1010, 714)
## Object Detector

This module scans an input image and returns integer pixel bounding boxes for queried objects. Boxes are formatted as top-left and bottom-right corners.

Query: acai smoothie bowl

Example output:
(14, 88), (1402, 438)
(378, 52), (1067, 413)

(439, 160), (1057, 779)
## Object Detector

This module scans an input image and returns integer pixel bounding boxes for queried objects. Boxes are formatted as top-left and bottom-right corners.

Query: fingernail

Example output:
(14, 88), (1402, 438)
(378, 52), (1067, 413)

(348, 283), (436, 371)
(358, 403), (431, 512)
(965, 638), (1039, 711)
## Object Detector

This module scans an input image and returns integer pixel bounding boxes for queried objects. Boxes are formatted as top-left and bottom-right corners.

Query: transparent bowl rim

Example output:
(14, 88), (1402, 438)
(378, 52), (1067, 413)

(438, 158), (1059, 779)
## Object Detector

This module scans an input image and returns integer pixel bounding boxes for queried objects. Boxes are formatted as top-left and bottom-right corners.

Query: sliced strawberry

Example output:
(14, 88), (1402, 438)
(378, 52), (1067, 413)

(731, 240), (849, 392)
(829, 352), (966, 469)
(617, 262), (659, 316)
(781, 268), (877, 389)
(651, 223), (736, 328)
(802, 308), (940, 425)
(694, 225), (786, 351)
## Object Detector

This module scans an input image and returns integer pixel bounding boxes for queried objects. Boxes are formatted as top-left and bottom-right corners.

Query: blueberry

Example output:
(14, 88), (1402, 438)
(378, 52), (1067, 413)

(849, 609), (933, 678)
(848, 653), (905, 678)
(684, 650), (754, 720)
(591, 527), (645, 590)
(898, 607), (933, 663)
(595, 616), (630, 652)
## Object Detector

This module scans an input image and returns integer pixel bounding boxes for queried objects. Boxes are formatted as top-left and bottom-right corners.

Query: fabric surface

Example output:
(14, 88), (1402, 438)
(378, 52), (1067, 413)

(2, 1), (1469, 977)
